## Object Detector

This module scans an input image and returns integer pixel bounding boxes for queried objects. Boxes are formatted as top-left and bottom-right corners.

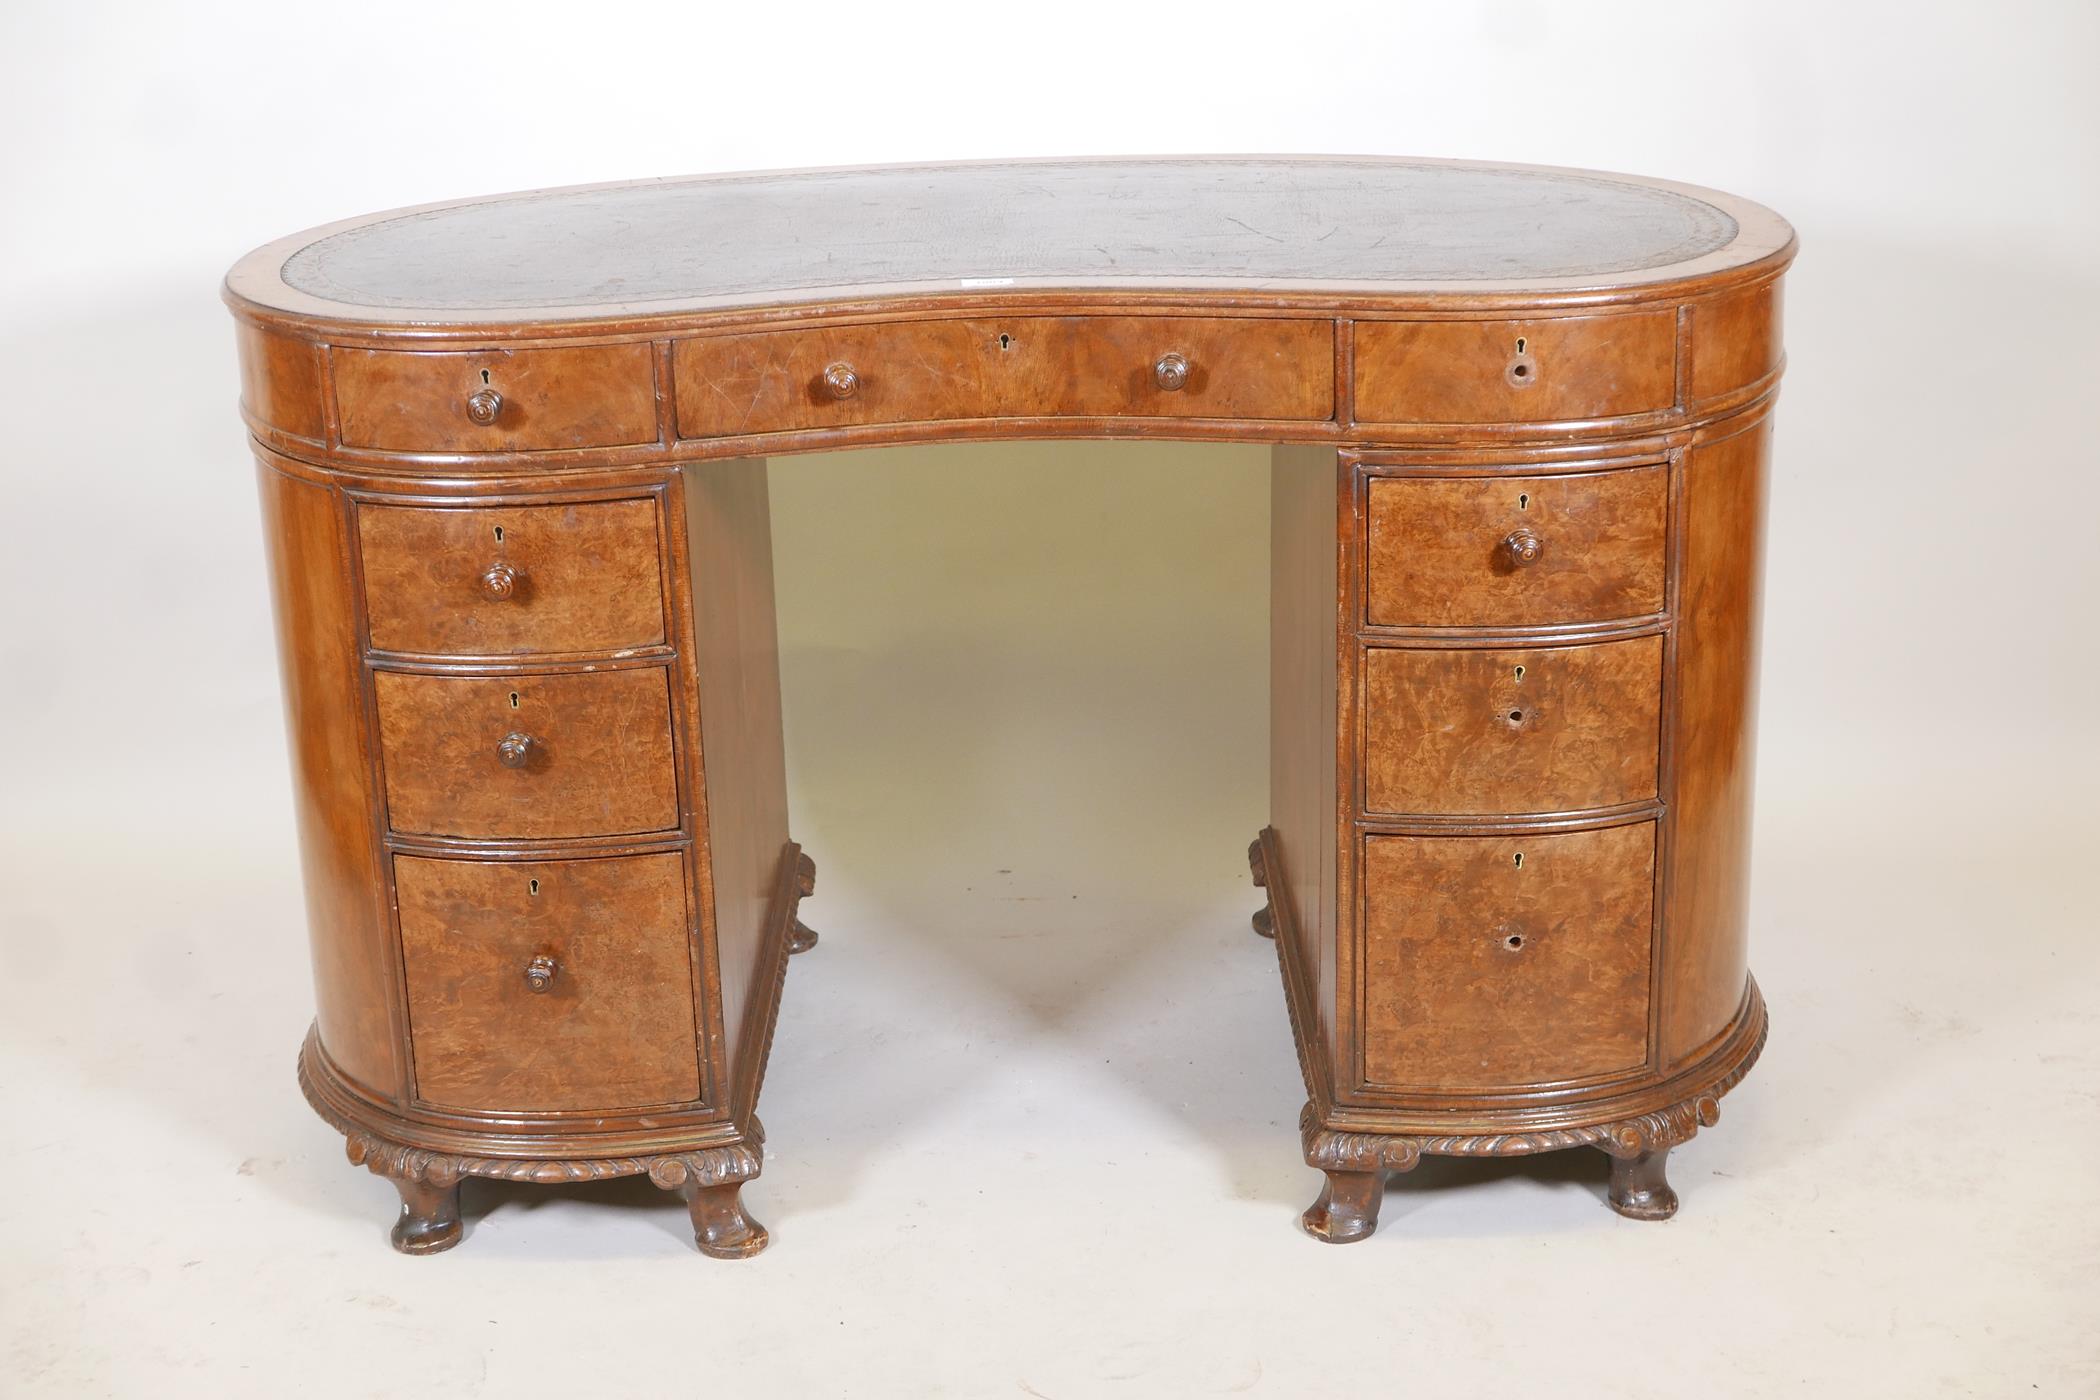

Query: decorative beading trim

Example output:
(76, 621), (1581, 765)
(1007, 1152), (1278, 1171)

(1298, 1006), (1767, 1168)
(300, 1043), (764, 1190)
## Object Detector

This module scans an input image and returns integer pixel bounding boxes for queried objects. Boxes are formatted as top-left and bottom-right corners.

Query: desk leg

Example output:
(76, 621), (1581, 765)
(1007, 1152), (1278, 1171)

(388, 1176), (463, 1255)
(1302, 1169), (1386, 1244)
(1604, 1145), (1680, 1220)
(681, 1180), (770, 1259)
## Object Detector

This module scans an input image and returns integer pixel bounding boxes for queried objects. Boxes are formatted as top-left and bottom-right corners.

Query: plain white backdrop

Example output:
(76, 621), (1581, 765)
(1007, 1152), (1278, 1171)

(3, 3), (2095, 1395)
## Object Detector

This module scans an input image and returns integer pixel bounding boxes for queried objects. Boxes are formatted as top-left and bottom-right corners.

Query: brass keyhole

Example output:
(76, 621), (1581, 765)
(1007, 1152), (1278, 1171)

(1513, 665), (1525, 681)
(509, 691), (520, 709)
(1513, 851), (1525, 870)
(998, 333), (1013, 350)
(528, 878), (540, 896)
(1505, 933), (1525, 951)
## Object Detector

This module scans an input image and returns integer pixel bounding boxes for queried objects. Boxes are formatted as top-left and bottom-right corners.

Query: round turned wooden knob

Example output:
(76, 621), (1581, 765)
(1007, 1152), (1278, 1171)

(479, 562), (519, 601)
(1154, 352), (1191, 391)
(821, 362), (860, 400)
(466, 386), (504, 425)
(1504, 529), (1544, 566)
(523, 954), (558, 993)
(496, 731), (535, 768)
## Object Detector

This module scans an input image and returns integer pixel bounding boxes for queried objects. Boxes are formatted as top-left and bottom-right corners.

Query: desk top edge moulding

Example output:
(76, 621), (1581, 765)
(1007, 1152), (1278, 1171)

(229, 156), (1793, 1254)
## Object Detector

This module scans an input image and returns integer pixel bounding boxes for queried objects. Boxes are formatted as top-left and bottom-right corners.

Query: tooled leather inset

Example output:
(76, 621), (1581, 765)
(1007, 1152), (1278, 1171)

(279, 159), (1741, 312)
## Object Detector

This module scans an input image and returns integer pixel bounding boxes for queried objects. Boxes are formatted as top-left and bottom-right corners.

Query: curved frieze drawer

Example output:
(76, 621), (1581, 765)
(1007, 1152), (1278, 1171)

(1361, 823), (1655, 1093)
(333, 344), (659, 453)
(673, 316), (1334, 438)
(395, 852), (702, 1114)
(1362, 635), (1662, 816)
(1365, 465), (1667, 628)
(373, 667), (679, 839)
(358, 498), (667, 657)
(1354, 311), (1676, 425)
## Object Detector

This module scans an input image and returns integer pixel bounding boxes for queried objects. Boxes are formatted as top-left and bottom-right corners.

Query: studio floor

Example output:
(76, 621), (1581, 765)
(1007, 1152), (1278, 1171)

(4, 747), (2092, 1397)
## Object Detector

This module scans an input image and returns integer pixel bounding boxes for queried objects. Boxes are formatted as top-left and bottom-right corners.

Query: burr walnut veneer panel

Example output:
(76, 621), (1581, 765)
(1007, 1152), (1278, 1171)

(229, 158), (1790, 1257)
(673, 316), (1333, 438)
(357, 497), (667, 656)
(373, 668), (679, 840)
(1364, 467), (1669, 629)
(1353, 312), (1677, 425)
(1362, 824), (1656, 1090)
(334, 344), (659, 453)
(395, 853), (702, 1113)
(1363, 635), (1663, 816)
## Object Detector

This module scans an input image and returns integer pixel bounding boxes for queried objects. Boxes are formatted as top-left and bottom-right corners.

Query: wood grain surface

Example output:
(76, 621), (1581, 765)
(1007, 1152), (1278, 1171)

(674, 316), (1332, 437)
(1362, 824), (1656, 1090)
(373, 667), (679, 839)
(1355, 312), (1677, 425)
(358, 496), (666, 655)
(1365, 466), (1668, 628)
(395, 852), (702, 1112)
(334, 344), (658, 453)
(1363, 635), (1663, 815)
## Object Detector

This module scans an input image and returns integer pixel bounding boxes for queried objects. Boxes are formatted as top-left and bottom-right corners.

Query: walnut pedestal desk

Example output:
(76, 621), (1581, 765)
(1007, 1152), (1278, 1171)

(225, 157), (1792, 1256)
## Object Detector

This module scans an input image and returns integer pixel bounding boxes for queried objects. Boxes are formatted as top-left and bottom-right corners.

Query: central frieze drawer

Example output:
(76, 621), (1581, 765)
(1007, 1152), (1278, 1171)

(673, 316), (1334, 437)
(1362, 823), (1656, 1092)
(358, 498), (667, 657)
(1363, 635), (1663, 816)
(396, 852), (703, 1113)
(1365, 466), (1667, 628)
(373, 667), (679, 839)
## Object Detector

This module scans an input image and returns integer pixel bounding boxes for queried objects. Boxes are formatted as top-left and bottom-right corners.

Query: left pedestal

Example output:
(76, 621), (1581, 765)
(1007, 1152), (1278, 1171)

(257, 439), (809, 1257)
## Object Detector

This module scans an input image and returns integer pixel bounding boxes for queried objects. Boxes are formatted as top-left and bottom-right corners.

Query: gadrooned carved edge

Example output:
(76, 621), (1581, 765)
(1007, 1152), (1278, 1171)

(1299, 1005), (1768, 1170)
(297, 1040), (765, 1191)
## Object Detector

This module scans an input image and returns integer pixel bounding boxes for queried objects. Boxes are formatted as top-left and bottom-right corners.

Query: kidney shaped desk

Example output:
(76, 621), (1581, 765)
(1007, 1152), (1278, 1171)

(225, 157), (1794, 1256)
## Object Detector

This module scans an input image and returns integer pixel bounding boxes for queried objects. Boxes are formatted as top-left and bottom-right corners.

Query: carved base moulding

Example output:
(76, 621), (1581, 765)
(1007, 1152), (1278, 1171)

(299, 1030), (774, 1258)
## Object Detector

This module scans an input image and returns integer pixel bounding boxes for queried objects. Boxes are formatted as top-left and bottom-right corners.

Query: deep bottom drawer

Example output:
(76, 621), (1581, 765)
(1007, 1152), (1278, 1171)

(396, 852), (702, 1113)
(1361, 823), (1655, 1091)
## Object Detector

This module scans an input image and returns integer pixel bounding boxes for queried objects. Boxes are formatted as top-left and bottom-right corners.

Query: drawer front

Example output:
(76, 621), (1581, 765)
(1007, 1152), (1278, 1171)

(334, 344), (658, 453)
(359, 498), (666, 656)
(374, 668), (679, 839)
(1362, 824), (1655, 1091)
(673, 316), (1333, 437)
(396, 853), (701, 1112)
(1363, 636), (1662, 816)
(1354, 311), (1676, 425)
(1365, 466), (1666, 628)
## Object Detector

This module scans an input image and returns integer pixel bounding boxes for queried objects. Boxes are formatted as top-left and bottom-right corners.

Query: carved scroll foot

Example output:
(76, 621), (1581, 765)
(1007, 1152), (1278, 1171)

(1248, 837), (1276, 937)
(1605, 1146), (1680, 1221)
(1302, 1169), (1385, 1244)
(788, 849), (818, 953)
(682, 1181), (770, 1259)
(389, 1177), (463, 1255)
